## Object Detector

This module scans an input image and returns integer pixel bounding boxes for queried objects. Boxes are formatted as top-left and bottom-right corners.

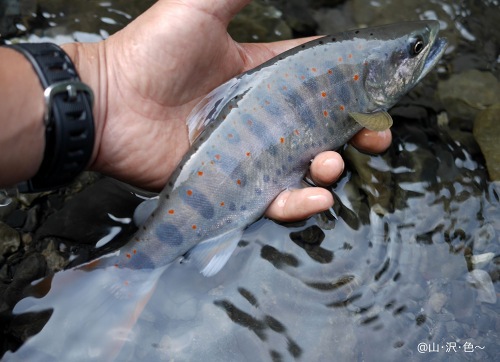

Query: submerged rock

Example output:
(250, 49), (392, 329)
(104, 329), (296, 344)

(438, 70), (500, 126)
(473, 103), (500, 181)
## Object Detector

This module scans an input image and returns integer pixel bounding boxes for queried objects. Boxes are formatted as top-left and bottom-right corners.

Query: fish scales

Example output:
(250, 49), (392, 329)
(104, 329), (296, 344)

(107, 21), (447, 274)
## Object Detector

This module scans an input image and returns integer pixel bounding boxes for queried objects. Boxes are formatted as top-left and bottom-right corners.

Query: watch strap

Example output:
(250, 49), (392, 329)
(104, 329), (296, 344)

(5, 42), (94, 192)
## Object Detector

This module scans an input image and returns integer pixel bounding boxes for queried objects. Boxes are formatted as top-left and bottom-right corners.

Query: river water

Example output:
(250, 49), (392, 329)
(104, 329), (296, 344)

(0, 0), (498, 361)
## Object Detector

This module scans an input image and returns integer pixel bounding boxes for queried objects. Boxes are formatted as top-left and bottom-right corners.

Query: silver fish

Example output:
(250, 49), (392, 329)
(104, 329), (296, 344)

(7, 21), (447, 361)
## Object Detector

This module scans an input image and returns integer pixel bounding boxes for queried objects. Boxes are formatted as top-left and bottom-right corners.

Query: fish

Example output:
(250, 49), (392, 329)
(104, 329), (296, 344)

(5, 20), (447, 361)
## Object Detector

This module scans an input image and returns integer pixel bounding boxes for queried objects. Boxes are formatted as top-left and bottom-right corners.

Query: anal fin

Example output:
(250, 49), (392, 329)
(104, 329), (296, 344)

(186, 228), (243, 277)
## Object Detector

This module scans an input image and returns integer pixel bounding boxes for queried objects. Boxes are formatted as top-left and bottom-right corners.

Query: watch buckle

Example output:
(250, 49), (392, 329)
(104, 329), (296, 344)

(43, 81), (94, 125)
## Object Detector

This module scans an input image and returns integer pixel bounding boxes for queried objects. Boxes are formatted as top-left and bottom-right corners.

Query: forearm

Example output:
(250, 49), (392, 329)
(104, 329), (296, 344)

(0, 42), (105, 189)
(0, 47), (45, 187)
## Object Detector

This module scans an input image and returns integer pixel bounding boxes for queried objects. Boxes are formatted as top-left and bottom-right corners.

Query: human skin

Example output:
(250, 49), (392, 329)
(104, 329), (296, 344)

(0, 0), (391, 222)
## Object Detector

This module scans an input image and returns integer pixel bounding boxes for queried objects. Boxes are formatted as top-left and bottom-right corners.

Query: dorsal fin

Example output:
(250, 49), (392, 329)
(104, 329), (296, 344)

(186, 70), (268, 144)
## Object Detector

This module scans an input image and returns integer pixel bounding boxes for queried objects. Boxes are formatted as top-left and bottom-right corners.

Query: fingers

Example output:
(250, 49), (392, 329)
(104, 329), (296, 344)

(309, 151), (344, 186)
(180, 0), (252, 25)
(265, 188), (333, 222)
(351, 128), (392, 154)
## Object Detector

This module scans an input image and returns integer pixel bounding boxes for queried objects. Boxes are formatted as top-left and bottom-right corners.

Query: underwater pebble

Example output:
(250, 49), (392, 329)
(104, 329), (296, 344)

(428, 292), (448, 313)
(466, 269), (497, 304)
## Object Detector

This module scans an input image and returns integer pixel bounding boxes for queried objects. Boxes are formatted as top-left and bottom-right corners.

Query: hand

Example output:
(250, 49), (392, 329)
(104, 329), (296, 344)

(63, 0), (392, 222)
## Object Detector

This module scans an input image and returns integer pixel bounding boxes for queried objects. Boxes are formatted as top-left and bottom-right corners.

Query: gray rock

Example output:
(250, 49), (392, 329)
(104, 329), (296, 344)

(473, 103), (500, 181)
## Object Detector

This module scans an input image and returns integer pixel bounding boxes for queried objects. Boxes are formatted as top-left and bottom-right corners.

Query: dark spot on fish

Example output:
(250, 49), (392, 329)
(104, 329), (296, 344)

(142, 225), (146, 230)
(263, 175), (270, 183)
(276, 169), (282, 176)
(179, 165), (183, 170)
(165, 194), (170, 199)
(278, 56), (283, 60)
(268, 144), (278, 156)
(234, 95), (238, 100)
(183, 188), (215, 219)
(199, 137), (204, 141)
(319, 40), (323, 45)
(255, 188), (262, 195)
(370, 33), (373, 36)
(355, 30), (359, 34)
(155, 223), (183, 246)
(240, 205), (247, 211)
(151, 212), (155, 218)
(287, 155), (293, 163)
(128, 250), (155, 268)
(229, 202), (236, 211)
(301, 44), (306, 48)
(168, 181), (173, 187)
(331, 37), (336, 42)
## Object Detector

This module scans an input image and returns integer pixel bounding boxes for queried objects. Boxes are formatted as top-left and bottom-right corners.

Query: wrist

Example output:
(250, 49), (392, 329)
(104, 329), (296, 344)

(60, 41), (107, 171)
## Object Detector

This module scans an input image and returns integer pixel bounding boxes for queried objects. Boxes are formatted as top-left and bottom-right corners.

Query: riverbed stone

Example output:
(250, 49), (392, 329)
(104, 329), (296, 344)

(0, 222), (20, 263)
(473, 103), (500, 181)
(438, 71), (500, 126)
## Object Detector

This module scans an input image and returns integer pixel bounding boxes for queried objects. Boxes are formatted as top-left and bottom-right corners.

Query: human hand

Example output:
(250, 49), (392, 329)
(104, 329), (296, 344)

(62, 0), (391, 222)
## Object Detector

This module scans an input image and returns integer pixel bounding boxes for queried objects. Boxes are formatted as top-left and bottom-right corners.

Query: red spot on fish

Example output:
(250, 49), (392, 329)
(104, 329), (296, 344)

(215, 154), (221, 160)
(228, 133), (233, 138)
(340, 105), (345, 111)
(229, 105), (233, 110)
(284, 73), (289, 78)
(236, 179), (242, 185)
(328, 69), (333, 75)
(311, 67), (317, 72)
(300, 75), (306, 80)
(323, 110), (329, 117)
(267, 84), (271, 90)
(198, 171), (203, 176)
(124, 281), (129, 286)
(168, 209), (175, 214)
(134, 237), (139, 242)
(338, 57), (343, 62)
(282, 86), (287, 90)
(126, 253), (131, 259)
(321, 91), (327, 98)
(133, 249), (137, 254)
(280, 137), (285, 143)
(210, 161), (215, 165)
(247, 119), (253, 126)
(192, 225), (197, 230)
(353, 74), (359, 81)
(187, 190), (193, 196)
(265, 100), (270, 105)
(294, 129), (300, 135)
(348, 53), (353, 59)
(364, 61), (368, 66)
(246, 152), (251, 157)
(220, 202), (225, 206)
(114, 263), (119, 268)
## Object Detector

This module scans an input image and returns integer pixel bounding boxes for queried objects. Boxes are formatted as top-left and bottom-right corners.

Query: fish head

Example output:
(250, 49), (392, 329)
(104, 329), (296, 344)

(364, 20), (447, 109)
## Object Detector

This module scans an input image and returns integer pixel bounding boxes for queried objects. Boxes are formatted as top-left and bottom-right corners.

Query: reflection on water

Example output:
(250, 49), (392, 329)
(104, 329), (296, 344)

(0, 0), (498, 361)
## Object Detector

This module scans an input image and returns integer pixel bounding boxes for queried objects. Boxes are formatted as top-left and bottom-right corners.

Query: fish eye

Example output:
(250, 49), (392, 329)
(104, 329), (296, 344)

(410, 37), (425, 56)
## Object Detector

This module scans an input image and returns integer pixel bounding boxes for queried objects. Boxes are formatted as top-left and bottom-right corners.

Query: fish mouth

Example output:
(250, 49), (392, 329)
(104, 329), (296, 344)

(418, 36), (447, 82)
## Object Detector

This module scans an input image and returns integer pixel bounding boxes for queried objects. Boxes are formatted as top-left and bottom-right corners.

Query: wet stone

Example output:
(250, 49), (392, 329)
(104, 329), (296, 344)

(0, 222), (21, 263)
(473, 103), (500, 181)
(438, 70), (500, 126)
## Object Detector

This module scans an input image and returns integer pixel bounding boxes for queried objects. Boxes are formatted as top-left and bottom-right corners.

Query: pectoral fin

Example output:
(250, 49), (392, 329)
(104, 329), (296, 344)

(186, 228), (243, 277)
(349, 111), (393, 131)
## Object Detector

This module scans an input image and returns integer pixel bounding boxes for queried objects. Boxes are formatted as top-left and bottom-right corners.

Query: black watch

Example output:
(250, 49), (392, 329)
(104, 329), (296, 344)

(3, 42), (95, 193)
